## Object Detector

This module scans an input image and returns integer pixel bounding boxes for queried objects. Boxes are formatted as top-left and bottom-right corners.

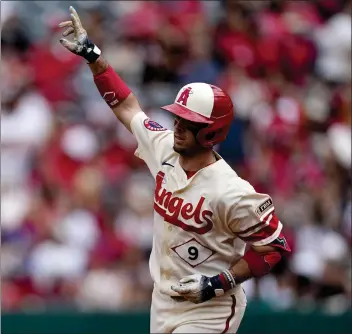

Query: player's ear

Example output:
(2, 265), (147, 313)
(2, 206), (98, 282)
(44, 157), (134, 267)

(205, 132), (216, 141)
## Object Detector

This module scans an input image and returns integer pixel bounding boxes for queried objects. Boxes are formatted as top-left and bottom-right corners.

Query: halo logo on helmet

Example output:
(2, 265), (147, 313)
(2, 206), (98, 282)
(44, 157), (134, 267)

(176, 87), (193, 106)
(161, 83), (235, 148)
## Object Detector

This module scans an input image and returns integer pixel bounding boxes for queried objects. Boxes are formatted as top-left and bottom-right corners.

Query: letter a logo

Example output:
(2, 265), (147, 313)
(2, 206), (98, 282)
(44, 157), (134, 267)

(176, 87), (192, 106)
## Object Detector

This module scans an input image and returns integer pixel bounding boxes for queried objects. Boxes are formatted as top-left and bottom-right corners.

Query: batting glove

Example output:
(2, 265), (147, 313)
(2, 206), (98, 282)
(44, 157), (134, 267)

(58, 6), (101, 63)
(171, 271), (236, 304)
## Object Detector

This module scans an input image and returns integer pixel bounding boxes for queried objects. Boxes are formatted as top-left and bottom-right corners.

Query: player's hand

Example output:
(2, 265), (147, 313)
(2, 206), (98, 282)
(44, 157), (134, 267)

(171, 274), (221, 304)
(58, 6), (101, 63)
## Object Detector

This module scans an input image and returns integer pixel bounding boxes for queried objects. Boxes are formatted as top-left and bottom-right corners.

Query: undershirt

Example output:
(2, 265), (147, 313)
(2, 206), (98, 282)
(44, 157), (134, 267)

(184, 153), (219, 179)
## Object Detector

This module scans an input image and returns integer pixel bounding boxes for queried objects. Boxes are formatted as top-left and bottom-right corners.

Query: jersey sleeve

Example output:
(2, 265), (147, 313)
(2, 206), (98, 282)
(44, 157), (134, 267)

(228, 192), (283, 247)
(130, 111), (174, 177)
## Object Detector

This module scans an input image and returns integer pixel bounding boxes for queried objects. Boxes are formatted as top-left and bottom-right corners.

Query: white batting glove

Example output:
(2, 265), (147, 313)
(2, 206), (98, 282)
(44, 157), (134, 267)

(58, 6), (101, 63)
(171, 272), (235, 304)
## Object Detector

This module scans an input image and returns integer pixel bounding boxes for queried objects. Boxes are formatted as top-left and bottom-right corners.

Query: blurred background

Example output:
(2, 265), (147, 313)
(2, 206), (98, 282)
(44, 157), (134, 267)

(1, 0), (351, 333)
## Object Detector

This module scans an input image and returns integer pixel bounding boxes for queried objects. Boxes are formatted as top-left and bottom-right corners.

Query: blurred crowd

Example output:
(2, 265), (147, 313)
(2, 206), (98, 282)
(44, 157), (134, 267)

(1, 0), (351, 314)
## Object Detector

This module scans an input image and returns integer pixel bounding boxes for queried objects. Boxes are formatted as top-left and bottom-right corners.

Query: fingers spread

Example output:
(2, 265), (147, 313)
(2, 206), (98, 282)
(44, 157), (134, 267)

(62, 27), (74, 37)
(58, 21), (73, 28)
(59, 38), (77, 52)
(69, 6), (79, 19)
(70, 14), (78, 31)
(69, 6), (82, 30)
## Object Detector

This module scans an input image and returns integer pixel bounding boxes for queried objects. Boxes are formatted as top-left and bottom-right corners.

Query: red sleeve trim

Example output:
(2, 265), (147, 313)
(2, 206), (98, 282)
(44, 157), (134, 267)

(238, 212), (280, 242)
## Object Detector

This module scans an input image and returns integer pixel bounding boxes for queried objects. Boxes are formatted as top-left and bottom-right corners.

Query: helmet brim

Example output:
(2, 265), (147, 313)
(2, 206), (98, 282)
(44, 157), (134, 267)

(161, 103), (213, 124)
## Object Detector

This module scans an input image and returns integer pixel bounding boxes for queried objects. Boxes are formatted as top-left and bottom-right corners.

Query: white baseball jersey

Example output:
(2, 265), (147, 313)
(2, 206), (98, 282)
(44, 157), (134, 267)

(130, 111), (282, 297)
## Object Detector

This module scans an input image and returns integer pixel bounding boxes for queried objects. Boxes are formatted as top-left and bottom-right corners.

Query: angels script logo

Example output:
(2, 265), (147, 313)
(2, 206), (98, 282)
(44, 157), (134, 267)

(154, 171), (213, 234)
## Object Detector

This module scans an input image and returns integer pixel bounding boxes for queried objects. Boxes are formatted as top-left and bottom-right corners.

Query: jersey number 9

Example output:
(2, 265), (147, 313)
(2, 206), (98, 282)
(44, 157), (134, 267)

(188, 246), (199, 260)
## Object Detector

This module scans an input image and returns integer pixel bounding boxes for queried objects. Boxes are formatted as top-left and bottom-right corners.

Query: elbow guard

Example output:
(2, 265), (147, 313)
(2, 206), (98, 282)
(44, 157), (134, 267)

(243, 249), (282, 278)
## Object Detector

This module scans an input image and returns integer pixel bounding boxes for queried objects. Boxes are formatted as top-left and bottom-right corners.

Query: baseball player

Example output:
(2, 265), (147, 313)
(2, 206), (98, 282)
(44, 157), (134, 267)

(59, 7), (291, 333)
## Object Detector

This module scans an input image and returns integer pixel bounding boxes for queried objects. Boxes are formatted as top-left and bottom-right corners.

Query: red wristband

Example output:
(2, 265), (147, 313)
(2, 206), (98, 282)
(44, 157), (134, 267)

(218, 271), (234, 291)
(243, 249), (281, 277)
(94, 65), (131, 108)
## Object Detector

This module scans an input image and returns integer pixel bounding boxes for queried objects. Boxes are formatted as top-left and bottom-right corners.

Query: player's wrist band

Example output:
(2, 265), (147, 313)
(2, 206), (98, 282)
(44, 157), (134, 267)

(210, 270), (237, 297)
(93, 65), (132, 108)
(218, 270), (237, 290)
(82, 39), (101, 63)
(223, 270), (237, 288)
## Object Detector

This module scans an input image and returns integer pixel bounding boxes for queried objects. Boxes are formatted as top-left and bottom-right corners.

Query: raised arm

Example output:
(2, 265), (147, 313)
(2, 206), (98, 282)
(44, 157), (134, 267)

(58, 6), (142, 132)
(87, 56), (142, 132)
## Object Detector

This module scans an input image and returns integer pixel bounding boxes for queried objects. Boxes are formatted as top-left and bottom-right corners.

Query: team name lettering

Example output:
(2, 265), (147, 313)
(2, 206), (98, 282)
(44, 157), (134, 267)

(154, 171), (213, 234)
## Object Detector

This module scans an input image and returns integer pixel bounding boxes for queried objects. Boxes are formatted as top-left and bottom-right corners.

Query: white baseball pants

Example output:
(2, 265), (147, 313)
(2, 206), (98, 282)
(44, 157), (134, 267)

(150, 286), (247, 333)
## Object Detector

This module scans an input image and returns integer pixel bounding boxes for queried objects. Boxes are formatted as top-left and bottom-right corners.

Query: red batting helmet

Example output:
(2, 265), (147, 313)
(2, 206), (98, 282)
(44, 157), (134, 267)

(161, 83), (234, 148)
